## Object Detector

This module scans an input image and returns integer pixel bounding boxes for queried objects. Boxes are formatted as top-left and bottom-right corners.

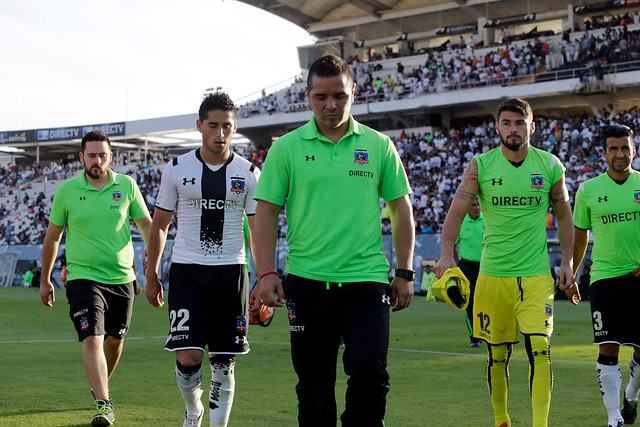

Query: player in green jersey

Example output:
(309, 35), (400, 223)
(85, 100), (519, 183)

(435, 97), (575, 427)
(252, 54), (414, 427)
(40, 130), (151, 426)
(571, 124), (640, 427)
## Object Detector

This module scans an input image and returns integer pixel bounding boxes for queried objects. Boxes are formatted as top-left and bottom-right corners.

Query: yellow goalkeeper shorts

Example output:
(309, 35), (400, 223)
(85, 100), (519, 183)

(473, 274), (554, 345)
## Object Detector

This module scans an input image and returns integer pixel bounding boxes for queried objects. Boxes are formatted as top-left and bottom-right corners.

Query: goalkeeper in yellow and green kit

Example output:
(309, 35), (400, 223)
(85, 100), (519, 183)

(435, 97), (575, 427)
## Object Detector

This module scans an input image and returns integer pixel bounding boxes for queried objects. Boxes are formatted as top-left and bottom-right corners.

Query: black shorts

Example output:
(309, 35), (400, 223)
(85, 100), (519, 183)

(165, 263), (249, 355)
(66, 279), (135, 342)
(590, 273), (640, 348)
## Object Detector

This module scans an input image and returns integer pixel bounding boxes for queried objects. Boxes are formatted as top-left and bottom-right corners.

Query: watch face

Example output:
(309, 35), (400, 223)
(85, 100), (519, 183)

(396, 269), (415, 280)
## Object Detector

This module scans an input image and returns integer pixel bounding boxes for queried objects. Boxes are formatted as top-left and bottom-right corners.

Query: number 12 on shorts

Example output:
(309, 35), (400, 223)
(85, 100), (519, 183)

(477, 312), (490, 334)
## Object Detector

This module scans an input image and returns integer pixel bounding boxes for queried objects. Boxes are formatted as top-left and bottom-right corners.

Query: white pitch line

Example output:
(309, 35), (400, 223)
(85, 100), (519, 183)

(0, 337), (594, 365)
(0, 335), (167, 344)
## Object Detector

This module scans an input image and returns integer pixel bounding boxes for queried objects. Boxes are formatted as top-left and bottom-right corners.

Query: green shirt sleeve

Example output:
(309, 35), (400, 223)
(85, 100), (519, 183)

(379, 137), (411, 202)
(573, 183), (591, 229)
(254, 141), (289, 206)
(49, 183), (68, 227)
(127, 176), (150, 220)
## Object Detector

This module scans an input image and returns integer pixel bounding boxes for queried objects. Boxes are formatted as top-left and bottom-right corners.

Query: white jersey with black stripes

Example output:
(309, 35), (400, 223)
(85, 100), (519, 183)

(155, 149), (260, 265)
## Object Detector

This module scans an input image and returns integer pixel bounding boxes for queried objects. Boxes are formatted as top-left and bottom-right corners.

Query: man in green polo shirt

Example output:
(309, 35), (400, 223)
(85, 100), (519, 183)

(454, 197), (484, 348)
(40, 130), (151, 426)
(571, 124), (640, 427)
(23, 264), (38, 287)
(251, 54), (415, 427)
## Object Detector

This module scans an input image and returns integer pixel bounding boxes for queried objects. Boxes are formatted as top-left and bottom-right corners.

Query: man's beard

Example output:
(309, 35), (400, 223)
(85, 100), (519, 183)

(500, 134), (526, 152)
(84, 164), (106, 179)
(610, 159), (631, 174)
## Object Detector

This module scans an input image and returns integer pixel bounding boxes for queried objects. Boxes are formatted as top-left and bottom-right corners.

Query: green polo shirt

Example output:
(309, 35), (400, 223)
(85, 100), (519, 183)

(49, 170), (149, 284)
(456, 213), (484, 262)
(23, 270), (34, 286)
(573, 170), (640, 283)
(475, 146), (564, 277)
(254, 115), (411, 283)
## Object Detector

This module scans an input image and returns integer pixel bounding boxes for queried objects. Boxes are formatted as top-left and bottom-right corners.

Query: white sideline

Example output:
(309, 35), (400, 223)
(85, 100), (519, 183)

(0, 336), (594, 365)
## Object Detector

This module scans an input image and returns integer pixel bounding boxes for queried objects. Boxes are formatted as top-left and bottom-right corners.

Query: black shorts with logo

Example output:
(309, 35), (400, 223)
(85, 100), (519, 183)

(66, 279), (135, 342)
(590, 273), (640, 347)
(165, 263), (249, 355)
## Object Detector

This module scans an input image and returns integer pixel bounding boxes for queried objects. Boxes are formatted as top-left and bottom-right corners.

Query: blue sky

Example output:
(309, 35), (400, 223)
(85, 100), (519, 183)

(0, 0), (314, 131)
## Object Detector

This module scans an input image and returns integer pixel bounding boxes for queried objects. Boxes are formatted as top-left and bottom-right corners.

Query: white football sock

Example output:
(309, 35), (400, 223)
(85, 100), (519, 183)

(209, 355), (236, 427)
(597, 362), (623, 425)
(625, 354), (640, 401)
(176, 361), (203, 416)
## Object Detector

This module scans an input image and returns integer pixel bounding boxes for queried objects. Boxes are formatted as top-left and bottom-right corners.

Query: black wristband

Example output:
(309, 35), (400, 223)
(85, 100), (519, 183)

(394, 268), (416, 281)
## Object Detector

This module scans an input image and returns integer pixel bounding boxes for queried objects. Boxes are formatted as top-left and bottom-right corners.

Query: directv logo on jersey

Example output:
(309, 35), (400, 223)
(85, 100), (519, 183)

(531, 174), (544, 189)
(354, 149), (369, 165)
(230, 178), (246, 194)
(187, 198), (238, 210)
(73, 308), (88, 318)
(492, 195), (542, 206)
(601, 211), (640, 224)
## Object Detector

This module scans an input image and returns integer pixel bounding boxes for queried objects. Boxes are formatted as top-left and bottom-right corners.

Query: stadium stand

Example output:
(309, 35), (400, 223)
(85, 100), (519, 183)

(2, 107), (639, 249)
(3, 0), (640, 290)
(238, 22), (640, 118)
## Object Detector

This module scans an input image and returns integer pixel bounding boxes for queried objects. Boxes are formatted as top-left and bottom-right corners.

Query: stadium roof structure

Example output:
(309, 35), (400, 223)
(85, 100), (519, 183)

(3, 0), (640, 163)
(238, 0), (612, 42)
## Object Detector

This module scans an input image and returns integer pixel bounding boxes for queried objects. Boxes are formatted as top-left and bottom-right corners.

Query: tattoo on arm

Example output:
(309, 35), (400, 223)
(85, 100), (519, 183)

(550, 186), (569, 205)
(454, 160), (479, 202)
(455, 189), (476, 201)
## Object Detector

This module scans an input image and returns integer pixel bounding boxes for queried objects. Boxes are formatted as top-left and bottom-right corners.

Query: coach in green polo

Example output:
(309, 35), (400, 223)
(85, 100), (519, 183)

(40, 130), (151, 426)
(252, 54), (415, 427)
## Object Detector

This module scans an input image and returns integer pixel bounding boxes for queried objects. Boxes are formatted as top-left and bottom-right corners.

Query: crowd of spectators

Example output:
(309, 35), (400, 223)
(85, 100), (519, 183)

(0, 160), (85, 245)
(238, 17), (640, 118)
(2, 106), (640, 245)
(392, 107), (640, 234)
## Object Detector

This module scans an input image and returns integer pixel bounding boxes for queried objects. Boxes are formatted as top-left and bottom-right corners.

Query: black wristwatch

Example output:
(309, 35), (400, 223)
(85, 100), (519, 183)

(395, 268), (416, 281)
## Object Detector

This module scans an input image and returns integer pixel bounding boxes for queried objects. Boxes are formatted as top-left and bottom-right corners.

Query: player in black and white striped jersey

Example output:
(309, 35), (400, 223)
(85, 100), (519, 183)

(145, 92), (260, 427)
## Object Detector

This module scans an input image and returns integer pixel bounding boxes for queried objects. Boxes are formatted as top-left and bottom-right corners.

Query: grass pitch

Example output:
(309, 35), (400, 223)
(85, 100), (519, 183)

(0, 287), (631, 426)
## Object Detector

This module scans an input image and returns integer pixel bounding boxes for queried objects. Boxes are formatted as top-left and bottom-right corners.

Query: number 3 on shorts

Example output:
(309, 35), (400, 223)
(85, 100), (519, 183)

(592, 311), (603, 331)
(170, 309), (190, 332)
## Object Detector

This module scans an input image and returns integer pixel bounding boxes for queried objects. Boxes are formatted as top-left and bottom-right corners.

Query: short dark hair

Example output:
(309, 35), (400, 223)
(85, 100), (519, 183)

(602, 124), (634, 149)
(199, 92), (236, 122)
(307, 54), (353, 90)
(81, 130), (110, 152)
(496, 97), (533, 121)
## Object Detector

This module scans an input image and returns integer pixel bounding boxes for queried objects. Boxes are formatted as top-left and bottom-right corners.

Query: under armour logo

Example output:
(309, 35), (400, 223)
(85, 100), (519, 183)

(183, 177), (196, 185)
(306, 155), (315, 161)
(597, 196), (608, 203)
(235, 335), (247, 345)
(79, 196), (86, 201)
(381, 295), (391, 305)
(491, 178), (503, 186)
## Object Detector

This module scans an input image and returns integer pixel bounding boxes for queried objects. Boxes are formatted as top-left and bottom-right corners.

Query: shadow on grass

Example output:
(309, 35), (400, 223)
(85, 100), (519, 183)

(0, 406), (90, 426)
